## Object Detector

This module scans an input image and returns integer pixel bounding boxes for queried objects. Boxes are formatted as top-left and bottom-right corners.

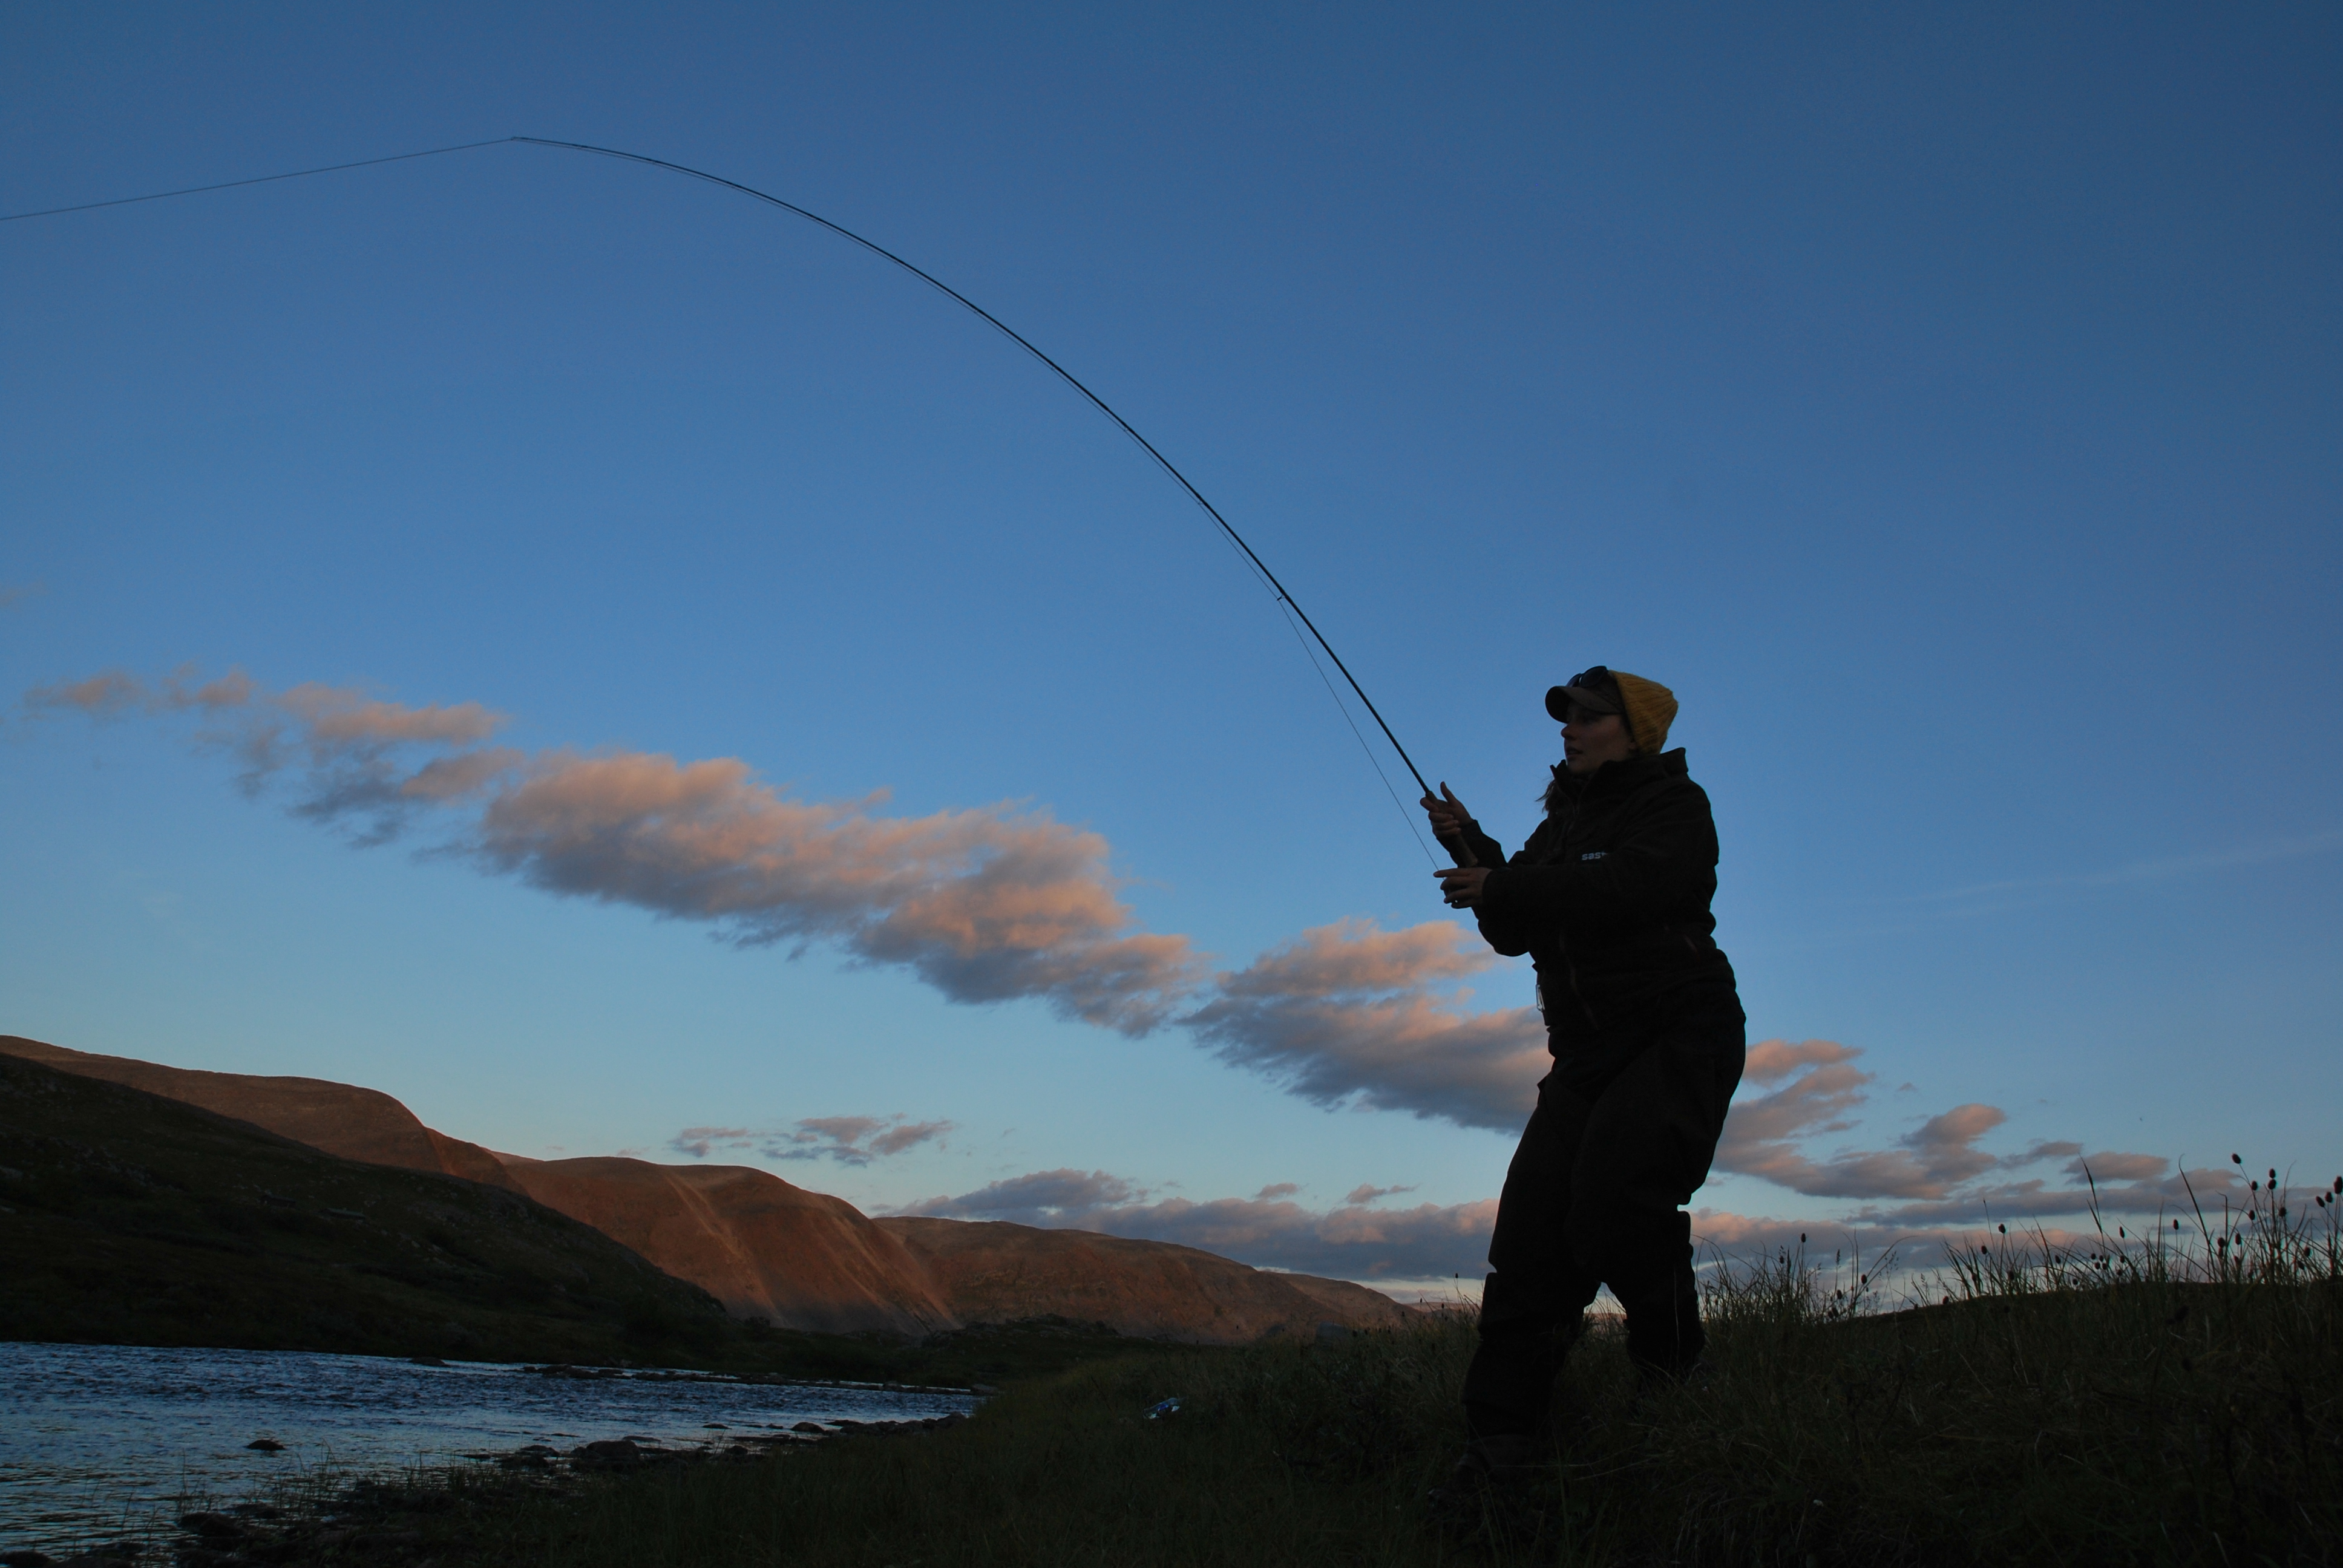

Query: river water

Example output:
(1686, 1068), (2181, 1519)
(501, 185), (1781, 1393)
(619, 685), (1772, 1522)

(0, 1342), (982, 1553)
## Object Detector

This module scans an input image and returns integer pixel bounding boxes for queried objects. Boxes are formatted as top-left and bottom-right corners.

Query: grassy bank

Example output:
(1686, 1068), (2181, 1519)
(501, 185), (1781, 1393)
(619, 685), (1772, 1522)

(179, 1212), (2338, 1567)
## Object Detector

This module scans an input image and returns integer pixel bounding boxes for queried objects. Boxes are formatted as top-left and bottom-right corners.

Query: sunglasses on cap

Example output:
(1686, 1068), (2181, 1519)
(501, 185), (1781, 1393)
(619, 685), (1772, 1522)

(1546, 665), (1624, 723)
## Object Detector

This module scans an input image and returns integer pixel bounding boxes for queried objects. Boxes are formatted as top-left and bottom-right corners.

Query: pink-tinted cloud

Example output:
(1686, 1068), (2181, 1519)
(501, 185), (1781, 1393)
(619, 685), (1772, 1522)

(24, 665), (256, 719)
(903, 1158), (2269, 1290)
(474, 749), (1196, 1032)
(671, 1126), (757, 1160)
(866, 1120), (955, 1158)
(1742, 1037), (1865, 1086)
(671, 1115), (955, 1166)
(896, 1168), (1497, 1282)
(1718, 1040), (2005, 1199)
(1715, 1038), (2193, 1217)
(1345, 1183), (1417, 1206)
(30, 665), (1536, 1082)
(1683, 1207), (2041, 1279)
(772, 1116), (913, 1166)
(905, 1167), (1142, 1220)
(2066, 1151), (2168, 1183)
(1715, 1040), (1873, 1184)
(396, 747), (529, 802)
(30, 667), (1196, 1033)
(276, 682), (503, 748)
(1840, 1162), (2226, 1229)
(26, 669), (148, 715)
(26, 667), (511, 839)
(1687, 1160), (2267, 1276)
(1110, 1194), (1499, 1281)
(1183, 918), (1546, 1132)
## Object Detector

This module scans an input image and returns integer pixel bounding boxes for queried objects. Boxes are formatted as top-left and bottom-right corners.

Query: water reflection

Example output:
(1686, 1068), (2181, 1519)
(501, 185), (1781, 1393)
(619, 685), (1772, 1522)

(0, 1342), (980, 1551)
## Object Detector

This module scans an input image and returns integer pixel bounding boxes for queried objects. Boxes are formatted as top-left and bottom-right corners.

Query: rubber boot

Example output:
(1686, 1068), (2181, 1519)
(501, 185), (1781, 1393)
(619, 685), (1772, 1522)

(1427, 1430), (1547, 1518)
(1618, 1267), (1706, 1390)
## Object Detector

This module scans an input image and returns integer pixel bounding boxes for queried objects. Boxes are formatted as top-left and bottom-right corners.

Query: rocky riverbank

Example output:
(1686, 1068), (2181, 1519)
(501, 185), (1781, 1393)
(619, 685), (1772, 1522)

(4, 1414), (975, 1568)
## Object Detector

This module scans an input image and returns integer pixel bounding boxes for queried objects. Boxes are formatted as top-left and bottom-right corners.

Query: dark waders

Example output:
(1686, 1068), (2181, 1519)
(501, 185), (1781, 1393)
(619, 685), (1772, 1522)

(1461, 981), (1745, 1439)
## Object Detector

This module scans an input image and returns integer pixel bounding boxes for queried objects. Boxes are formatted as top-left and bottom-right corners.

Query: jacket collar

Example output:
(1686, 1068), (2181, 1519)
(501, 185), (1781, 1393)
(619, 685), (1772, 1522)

(1550, 747), (1688, 805)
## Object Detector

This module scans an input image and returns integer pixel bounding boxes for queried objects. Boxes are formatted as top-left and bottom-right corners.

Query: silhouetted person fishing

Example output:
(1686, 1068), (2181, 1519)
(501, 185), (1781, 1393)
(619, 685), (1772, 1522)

(1423, 665), (1745, 1500)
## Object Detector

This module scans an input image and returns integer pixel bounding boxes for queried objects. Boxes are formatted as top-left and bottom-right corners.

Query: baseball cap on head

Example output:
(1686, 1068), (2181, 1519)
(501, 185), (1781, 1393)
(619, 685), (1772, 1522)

(1544, 666), (1680, 754)
(1544, 666), (1622, 721)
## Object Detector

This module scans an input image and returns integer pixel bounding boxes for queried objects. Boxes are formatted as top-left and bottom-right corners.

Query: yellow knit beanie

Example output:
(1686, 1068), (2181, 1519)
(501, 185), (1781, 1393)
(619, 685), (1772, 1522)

(1612, 671), (1678, 754)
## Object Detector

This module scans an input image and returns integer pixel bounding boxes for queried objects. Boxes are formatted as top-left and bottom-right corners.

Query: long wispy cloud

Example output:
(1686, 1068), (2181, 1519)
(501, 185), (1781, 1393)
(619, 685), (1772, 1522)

(896, 1168), (1499, 1282)
(25, 667), (1531, 1080)
(26, 668), (1197, 1033)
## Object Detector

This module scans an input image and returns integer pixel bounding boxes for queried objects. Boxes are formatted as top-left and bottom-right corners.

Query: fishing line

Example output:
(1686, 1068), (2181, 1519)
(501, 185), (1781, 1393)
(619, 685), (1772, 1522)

(1274, 599), (1440, 867)
(5, 134), (1443, 826)
(0, 139), (516, 223)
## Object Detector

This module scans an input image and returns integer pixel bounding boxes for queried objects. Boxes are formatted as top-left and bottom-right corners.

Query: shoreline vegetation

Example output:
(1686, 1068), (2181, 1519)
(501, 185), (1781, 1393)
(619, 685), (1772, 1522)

(19, 1205), (2340, 1567)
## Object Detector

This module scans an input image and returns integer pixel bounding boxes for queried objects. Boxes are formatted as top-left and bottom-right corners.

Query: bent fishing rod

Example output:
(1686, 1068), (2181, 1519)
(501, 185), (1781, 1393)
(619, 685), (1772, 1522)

(6, 135), (1467, 860)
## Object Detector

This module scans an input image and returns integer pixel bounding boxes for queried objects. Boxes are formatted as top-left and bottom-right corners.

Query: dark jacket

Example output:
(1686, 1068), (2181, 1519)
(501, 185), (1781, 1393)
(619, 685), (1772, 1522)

(1452, 749), (1735, 1055)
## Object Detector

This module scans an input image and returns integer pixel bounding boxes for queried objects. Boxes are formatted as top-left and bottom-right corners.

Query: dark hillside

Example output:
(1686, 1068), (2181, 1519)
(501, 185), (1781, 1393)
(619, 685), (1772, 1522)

(0, 1052), (741, 1365)
(0, 1055), (1197, 1386)
(0, 1034), (521, 1191)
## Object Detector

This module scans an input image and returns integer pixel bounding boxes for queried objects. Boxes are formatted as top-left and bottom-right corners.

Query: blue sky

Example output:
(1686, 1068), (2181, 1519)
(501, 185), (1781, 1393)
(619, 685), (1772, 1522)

(4, 3), (2337, 1290)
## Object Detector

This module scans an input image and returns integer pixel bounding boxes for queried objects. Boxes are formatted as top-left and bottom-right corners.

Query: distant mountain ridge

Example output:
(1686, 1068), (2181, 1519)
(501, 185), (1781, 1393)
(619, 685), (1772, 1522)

(879, 1216), (1408, 1343)
(0, 1036), (1406, 1343)
(494, 1153), (956, 1338)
